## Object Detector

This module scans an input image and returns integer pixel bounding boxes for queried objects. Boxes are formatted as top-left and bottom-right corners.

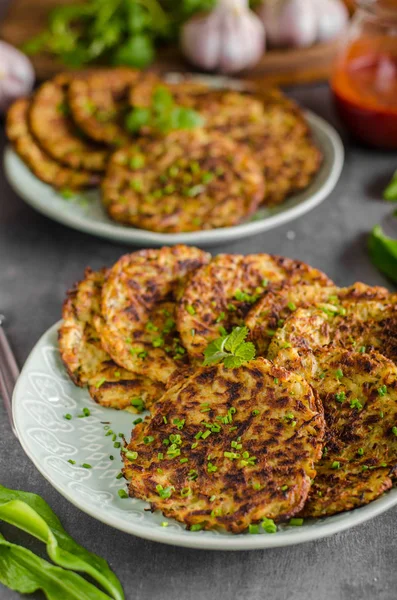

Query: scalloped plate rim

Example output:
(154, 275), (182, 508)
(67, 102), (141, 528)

(12, 321), (397, 550)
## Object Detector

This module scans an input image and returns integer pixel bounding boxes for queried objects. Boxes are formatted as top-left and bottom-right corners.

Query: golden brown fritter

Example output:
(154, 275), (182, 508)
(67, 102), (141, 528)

(272, 346), (397, 517)
(68, 68), (139, 146)
(129, 74), (265, 137)
(58, 268), (164, 412)
(29, 77), (109, 172)
(96, 246), (210, 384)
(6, 99), (100, 189)
(231, 89), (322, 206)
(177, 253), (332, 363)
(101, 129), (265, 233)
(122, 359), (325, 533)
(267, 290), (397, 364)
(246, 282), (387, 357)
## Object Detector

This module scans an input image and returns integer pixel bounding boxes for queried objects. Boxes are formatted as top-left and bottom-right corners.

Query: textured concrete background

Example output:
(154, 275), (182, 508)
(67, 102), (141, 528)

(1, 74), (397, 600)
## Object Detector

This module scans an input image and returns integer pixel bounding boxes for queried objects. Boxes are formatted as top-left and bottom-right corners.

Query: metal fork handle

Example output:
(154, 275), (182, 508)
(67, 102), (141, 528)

(0, 315), (19, 438)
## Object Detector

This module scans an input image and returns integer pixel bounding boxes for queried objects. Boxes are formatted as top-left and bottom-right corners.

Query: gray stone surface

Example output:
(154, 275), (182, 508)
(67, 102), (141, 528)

(0, 83), (397, 600)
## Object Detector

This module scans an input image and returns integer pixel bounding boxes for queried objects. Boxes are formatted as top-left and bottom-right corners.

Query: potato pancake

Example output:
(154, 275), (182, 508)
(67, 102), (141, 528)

(267, 291), (397, 364)
(273, 346), (397, 516)
(6, 99), (100, 189)
(96, 246), (210, 384)
(68, 68), (139, 146)
(231, 89), (322, 206)
(101, 129), (265, 233)
(247, 282), (387, 357)
(122, 359), (325, 533)
(59, 268), (164, 412)
(129, 74), (265, 138)
(29, 77), (109, 172)
(177, 253), (331, 362)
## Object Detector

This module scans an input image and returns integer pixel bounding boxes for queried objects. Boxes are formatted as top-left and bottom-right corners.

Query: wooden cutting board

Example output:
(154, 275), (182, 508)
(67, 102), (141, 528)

(0, 0), (341, 85)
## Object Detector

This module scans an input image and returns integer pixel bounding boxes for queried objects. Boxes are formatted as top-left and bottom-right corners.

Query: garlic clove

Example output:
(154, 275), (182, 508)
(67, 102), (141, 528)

(181, 0), (265, 75)
(0, 41), (35, 113)
(258, 0), (317, 49)
(312, 0), (349, 43)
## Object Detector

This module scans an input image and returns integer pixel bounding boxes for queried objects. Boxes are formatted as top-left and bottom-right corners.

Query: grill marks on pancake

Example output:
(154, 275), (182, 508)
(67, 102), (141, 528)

(58, 268), (164, 411)
(272, 346), (397, 517)
(177, 253), (332, 362)
(123, 359), (324, 533)
(6, 99), (100, 189)
(97, 246), (210, 384)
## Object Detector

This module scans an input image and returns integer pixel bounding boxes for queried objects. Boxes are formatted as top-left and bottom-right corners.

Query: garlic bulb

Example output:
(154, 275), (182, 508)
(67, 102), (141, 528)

(0, 41), (35, 114)
(258, 0), (317, 49)
(312, 0), (349, 43)
(257, 0), (348, 49)
(180, 0), (265, 74)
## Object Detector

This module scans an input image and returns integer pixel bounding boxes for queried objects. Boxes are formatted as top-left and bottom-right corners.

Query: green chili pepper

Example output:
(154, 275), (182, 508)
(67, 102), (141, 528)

(0, 485), (124, 600)
(368, 224), (397, 284)
(384, 170), (397, 201)
(0, 532), (111, 599)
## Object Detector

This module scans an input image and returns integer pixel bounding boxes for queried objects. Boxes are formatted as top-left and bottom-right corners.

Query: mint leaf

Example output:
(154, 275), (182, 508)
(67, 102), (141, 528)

(224, 326), (250, 354)
(203, 326), (256, 369)
(125, 107), (151, 133)
(152, 86), (174, 114)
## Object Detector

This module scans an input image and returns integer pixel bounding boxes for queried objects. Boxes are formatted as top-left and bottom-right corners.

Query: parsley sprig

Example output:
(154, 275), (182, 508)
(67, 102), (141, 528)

(125, 86), (205, 135)
(203, 326), (256, 369)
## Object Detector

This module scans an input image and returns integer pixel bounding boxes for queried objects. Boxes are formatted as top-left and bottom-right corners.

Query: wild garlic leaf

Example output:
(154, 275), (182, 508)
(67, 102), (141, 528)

(203, 326), (256, 368)
(0, 485), (124, 600)
(0, 533), (111, 600)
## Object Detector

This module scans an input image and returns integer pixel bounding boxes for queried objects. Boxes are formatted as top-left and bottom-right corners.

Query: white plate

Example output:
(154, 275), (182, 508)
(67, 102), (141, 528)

(13, 322), (397, 550)
(4, 111), (343, 248)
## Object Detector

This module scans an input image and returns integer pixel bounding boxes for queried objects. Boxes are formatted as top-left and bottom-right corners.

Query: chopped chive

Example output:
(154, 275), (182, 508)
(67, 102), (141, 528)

(335, 368), (344, 380)
(64, 414), (72, 420)
(190, 524), (203, 532)
(67, 459), (76, 465)
(287, 302), (297, 311)
(116, 472), (123, 479)
(161, 521), (168, 527)
(113, 442), (121, 448)
(261, 518), (277, 533)
(331, 461), (340, 469)
(248, 524), (260, 534)
(202, 430), (211, 440)
(186, 305), (196, 316)
(289, 518), (304, 526)
(95, 378), (106, 389)
(378, 385), (387, 396)
(143, 436), (155, 444)
(109, 455), (114, 461)
(82, 463), (92, 469)
(133, 418), (143, 425)
(180, 458), (189, 464)
(118, 489), (128, 499)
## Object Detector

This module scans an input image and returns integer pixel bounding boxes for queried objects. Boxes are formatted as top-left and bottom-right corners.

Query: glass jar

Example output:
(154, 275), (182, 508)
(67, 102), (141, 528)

(331, 0), (397, 149)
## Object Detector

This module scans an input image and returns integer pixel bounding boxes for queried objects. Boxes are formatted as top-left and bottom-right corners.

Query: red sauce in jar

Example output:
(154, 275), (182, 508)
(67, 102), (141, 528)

(331, 38), (397, 149)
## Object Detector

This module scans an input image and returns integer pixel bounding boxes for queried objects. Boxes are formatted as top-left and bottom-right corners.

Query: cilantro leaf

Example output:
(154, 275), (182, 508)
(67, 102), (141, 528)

(203, 326), (256, 369)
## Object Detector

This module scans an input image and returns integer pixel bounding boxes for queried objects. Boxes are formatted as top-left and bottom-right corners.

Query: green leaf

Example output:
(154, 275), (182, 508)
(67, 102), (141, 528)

(203, 326), (256, 368)
(224, 326), (250, 354)
(368, 224), (397, 284)
(169, 107), (205, 130)
(112, 34), (155, 68)
(0, 485), (124, 600)
(152, 86), (174, 114)
(384, 170), (397, 201)
(0, 532), (111, 600)
(125, 107), (152, 133)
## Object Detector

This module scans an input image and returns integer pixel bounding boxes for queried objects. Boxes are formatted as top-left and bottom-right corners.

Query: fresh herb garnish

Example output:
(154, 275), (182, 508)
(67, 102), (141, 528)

(125, 85), (204, 135)
(203, 326), (256, 369)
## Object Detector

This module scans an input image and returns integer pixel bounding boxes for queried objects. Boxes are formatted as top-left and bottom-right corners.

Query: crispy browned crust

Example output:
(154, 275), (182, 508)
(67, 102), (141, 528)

(29, 78), (109, 172)
(267, 288), (397, 363)
(177, 253), (332, 363)
(246, 282), (387, 357)
(68, 68), (139, 146)
(273, 346), (397, 516)
(101, 129), (265, 233)
(96, 245), (211, 384)
(58, 268), (164, 411)
(232, 88), (322, 206)
(123, 359), (325, 533)
(6, 99), (100, 189)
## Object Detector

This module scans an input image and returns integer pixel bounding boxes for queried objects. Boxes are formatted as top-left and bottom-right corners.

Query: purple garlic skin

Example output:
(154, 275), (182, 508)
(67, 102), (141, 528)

(181, 0), (265, 74)
(0, 41), (35, 114)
